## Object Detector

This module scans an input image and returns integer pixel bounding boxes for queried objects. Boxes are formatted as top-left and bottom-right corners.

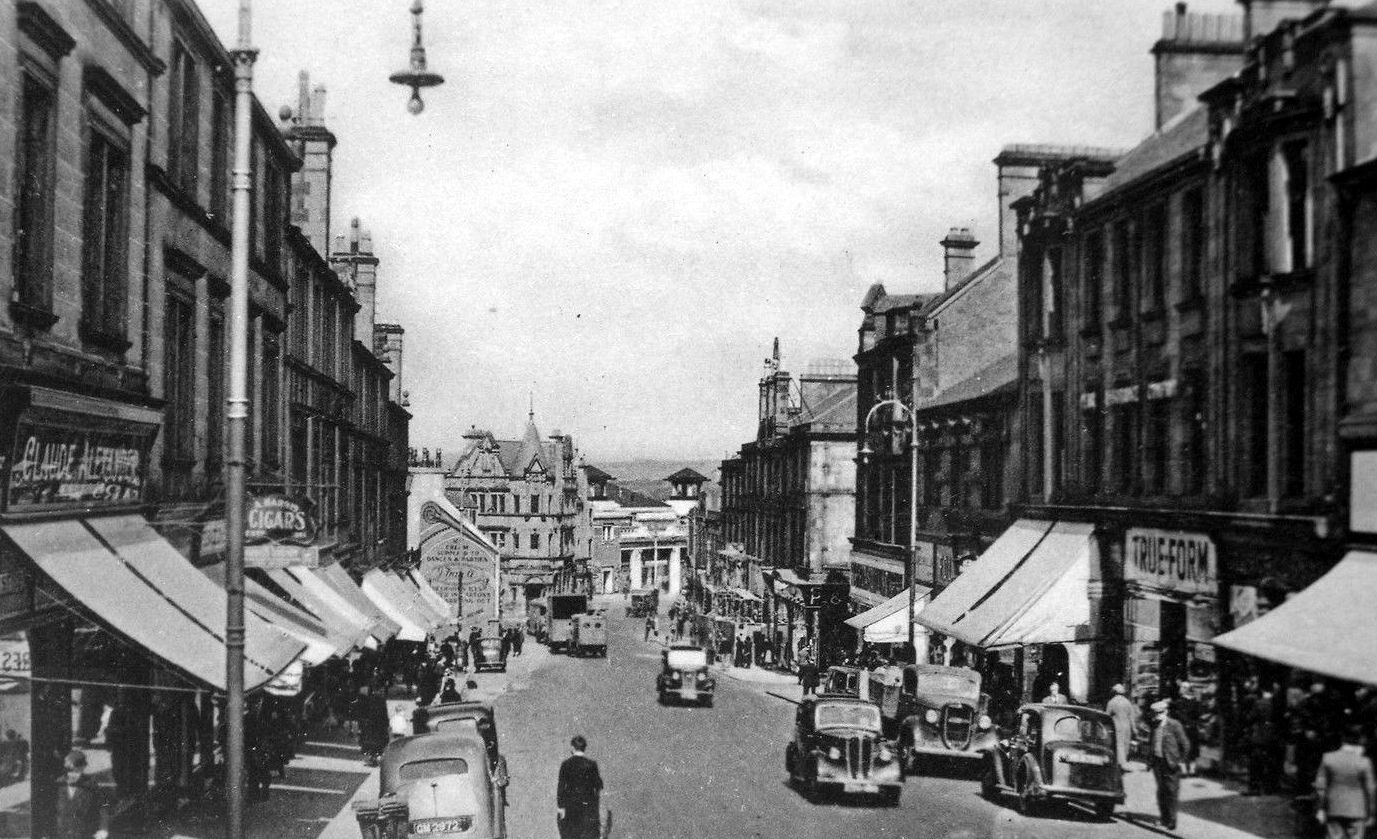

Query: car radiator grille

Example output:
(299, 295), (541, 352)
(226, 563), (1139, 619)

(845, 736), (873, 778)
(942, 705), (974, 750)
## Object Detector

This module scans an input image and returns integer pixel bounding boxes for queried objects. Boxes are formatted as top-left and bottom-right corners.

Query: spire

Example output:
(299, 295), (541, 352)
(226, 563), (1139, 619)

(528, 389), (534, 422)
(517, 410), (544, 475)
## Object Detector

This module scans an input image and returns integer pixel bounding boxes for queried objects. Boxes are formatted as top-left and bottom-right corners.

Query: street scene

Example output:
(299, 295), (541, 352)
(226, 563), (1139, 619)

(5, 0), (1377, 838)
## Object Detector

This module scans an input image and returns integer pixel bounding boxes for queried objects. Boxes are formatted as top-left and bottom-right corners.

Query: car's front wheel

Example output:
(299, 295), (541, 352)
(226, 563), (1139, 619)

(1016, 770), (1042, 818)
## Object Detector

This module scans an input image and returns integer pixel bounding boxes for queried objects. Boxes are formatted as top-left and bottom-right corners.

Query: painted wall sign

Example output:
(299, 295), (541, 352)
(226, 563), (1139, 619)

(1125, 527), (1217, 597)
(5, 418), (152, 511)
(245, 494), (318, 546)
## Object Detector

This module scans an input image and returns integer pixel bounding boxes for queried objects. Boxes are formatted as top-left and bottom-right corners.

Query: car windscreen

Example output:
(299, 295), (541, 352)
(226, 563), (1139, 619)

(815, 703), (881, 731)
(1049, 714), (1113, 746)
(551, 597), (587, 619)
(398, 757), (469, 781)
(666, 649), (707, 670)
(916, 673), (978, 696)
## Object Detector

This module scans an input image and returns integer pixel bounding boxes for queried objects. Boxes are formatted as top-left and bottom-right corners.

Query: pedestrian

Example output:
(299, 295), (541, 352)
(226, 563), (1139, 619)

(799, 659), (819, 697)
(412, 697), (431, 735)
(1175, 679), (1201, 775)
(1042, 682), (1069, 705)
(1148, 698), (1191, 832)
(644, 614), (656, 642)
(514, 625), (525, 656)
(390, 705), (411, 740)
(556, 735), (604, 839)
(1298, 680), (1339, 791)
(501, 628), (513, 662)
(1106, 683), (1137, 770)
(418, 660), (441, 707)
(469, 626), (484, 670)
(54, 749), (109, 839)
(438, 678), (463, 705)
(1314, 724), (1376, 839)
(1245, 679), (1281, 795)
(355, 684), (390, 766)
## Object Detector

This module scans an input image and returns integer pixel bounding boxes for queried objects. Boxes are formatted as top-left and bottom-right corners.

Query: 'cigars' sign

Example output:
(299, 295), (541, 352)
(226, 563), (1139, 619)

(245, 494), (317, 546)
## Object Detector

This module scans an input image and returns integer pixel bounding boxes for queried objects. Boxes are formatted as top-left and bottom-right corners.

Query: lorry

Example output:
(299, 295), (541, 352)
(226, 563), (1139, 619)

(569, 612), (608, 657)
(544, 593), (589, 652)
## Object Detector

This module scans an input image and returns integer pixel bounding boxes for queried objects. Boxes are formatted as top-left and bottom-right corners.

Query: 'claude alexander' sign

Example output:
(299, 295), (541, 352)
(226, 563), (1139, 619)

(245, 494), (317, 546)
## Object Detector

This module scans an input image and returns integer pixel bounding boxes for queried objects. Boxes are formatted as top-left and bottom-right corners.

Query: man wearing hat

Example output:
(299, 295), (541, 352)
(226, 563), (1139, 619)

(1149, 699), (1191, 832)
(55, 749), (109, 839)
(1106, 684), (1138, 770)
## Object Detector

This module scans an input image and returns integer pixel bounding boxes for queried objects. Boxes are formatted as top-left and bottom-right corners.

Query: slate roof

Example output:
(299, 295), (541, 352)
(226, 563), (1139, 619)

(583, 465), (614, 483)
(665, 468), (709, 483)
(606, 482), (669, 509)
(454, 418), (558, 479)
(917, 256), (1003, 319)
(798, 387), (857, 433)
(1096, 106), (1208, 198)
(922, 353), (1018, 412)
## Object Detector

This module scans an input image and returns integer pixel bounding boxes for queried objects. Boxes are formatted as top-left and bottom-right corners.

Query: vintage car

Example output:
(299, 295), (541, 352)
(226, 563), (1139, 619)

(379, 731), (507, 838)
(628, 588), (659, 618)
(475, 636), (507, 672)
(823, 665), (870, 700)
(569, 612), (607, 657)
(784, 696), (902, 805)
(655, 645), (716, 706)
(982, 703), (1124, 819)
(525, 599), (548, 643)
(886, 664), (997, 775)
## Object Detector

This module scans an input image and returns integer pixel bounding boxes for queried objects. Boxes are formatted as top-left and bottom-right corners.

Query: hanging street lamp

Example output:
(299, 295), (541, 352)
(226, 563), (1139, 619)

(389, 0), (445, 114)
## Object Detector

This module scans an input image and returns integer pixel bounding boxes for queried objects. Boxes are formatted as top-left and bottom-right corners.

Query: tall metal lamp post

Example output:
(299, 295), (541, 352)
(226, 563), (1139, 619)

(224, 3), (445, 838)
(858, 397), (920, 662)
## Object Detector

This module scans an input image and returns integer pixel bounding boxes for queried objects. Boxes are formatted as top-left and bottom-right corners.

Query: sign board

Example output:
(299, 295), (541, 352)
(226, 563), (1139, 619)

(5, 415), (153, 512)
(934, 544), (956, 587)
(0, 633), (31, 692)
(912, 541), (935, 587)
(245, 494), (317, 546)
(1350, 451), (1377, 534)
(802, 582), (849, 611)
(265, 658), (304, 696)
(1124, 527), (1217, 598)
(245, 543), (321, 570)
(420, 528), (497, 625)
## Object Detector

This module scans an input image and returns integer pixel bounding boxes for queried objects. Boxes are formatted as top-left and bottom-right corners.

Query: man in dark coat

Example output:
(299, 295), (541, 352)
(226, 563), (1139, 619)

(54, 749), (109, 839)
(468, 626), (484, 669)
(1314, 725), (1377, 839)
(556, 735), (604, 839)
(1149, 699), (1192, 832)
(798, 660), (819, 696)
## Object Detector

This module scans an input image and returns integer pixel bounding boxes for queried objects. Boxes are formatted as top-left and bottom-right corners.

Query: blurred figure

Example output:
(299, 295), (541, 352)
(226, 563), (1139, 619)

(1149, 699), (1190, 832)
(1314, 725), (1376, 839)
(1106, 684), (1137, 770)
(54, 749), (109, 839)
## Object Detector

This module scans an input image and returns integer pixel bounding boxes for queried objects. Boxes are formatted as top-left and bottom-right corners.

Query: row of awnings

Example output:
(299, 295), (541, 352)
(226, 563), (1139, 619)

(0, 514), (455, 694)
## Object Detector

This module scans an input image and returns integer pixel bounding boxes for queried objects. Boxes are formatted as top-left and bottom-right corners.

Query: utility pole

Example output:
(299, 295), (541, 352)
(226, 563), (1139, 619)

(224, 3), (256, 838)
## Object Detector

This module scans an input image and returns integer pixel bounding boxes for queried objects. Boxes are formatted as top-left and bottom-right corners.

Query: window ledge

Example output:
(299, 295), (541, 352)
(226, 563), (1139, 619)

(79, 322), (131, 353)
(9, 300), (59, 331)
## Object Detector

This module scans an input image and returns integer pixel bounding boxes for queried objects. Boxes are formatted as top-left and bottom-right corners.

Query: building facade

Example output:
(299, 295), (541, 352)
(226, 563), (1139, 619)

(584, 467), (703, 597)
(443, 415), (590, 608)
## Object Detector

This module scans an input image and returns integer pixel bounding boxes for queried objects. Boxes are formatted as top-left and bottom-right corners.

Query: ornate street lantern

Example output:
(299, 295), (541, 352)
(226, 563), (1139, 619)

(389, 0), (444, 114)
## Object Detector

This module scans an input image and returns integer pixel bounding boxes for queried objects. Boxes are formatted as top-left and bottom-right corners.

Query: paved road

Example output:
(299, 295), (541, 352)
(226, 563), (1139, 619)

(494, 600), (1152, 839)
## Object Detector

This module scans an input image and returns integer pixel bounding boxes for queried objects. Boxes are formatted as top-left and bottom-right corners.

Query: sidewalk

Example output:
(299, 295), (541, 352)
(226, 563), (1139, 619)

(1117, 763), (1297, 839)
(712, 661), (805, 704)
(315, 640), (550, 839)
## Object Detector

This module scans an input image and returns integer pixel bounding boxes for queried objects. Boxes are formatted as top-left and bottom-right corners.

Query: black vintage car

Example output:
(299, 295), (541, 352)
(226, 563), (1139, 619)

(421, 702), (507, 793)
(785, 695), (902, 805)
(982, 703), (1124, 819)
(656, 646), (716, 706)
(882, 664), (998, 775)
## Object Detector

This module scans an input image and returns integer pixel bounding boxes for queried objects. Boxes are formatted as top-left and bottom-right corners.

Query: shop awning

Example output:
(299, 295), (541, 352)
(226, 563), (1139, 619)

(316, 563), (401, 641)
(407, 570), (454, 625)
(729, 587), (761, 602)
(400, 570), (448, 626)
(1213, 550), (1377, 686)
(265, 567), (376, 650)
(917, 520), (1094, 649)
(3, 516), (305, 692)
(202, 564), (342, 666)
(361, 570), (430, 642)
(845, 585), (931, 644)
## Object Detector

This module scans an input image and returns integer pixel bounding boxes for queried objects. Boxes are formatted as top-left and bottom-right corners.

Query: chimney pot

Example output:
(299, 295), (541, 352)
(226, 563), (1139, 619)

(940, 226), (980, 291)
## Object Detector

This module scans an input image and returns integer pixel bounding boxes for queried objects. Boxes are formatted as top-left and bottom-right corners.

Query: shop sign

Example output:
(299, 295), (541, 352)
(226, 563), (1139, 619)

(245, 543), (321, 570)
(912, 542), (935, 586)
(934, 544), (956, 587)
(245, 494), (317, 546)
(420, 517), (498, 625)
(1125, 528), (1217, 597)
(0, 634), (30, 692)
(4, 417), (152, 512)
(802, 582), (849, 610)
(265, 658), (304, 696)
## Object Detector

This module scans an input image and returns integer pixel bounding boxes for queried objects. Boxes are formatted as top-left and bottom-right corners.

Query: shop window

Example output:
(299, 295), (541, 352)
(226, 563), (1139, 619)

(81, 121), (131, 347)
(1241, 353), (1269, 497)
(1283, 350), (1307, 497)
(1141, 203), (1167, 312)
(1180, 188), (1205, 301)
(14, 69), (58, 317)
(1082, 231), (1104, 327)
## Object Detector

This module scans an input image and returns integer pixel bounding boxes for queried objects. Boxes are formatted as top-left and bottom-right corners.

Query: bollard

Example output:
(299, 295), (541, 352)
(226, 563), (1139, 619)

(351, 799), (381, 839)
(379, 796), (410, 839)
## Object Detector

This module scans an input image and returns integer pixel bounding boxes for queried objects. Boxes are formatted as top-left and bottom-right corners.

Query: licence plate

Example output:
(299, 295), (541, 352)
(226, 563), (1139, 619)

(843, 782), (878, 794)
(680, 688), (697, 698)
(411, 818), (469, 834)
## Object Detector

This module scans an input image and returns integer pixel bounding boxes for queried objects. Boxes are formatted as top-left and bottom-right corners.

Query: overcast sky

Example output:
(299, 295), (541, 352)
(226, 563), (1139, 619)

(201, 0), (1236, 463)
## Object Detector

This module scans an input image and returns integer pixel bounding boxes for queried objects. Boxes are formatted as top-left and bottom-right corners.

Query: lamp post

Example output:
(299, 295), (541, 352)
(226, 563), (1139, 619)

(858, 396), (919, 662)
(389, 0), (445, 114)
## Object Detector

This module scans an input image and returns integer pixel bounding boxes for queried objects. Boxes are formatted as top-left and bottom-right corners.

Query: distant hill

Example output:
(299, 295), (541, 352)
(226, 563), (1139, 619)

(592, 459), (721, 502)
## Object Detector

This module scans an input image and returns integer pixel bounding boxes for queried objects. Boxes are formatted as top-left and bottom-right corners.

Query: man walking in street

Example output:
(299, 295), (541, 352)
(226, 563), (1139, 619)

(1106, 684), (1137, 771)
(644, 614), (656, 642)
(1150, 699), (1191, 832)
(1314, 725), (1376, 839)
(557, 735), (604, 839)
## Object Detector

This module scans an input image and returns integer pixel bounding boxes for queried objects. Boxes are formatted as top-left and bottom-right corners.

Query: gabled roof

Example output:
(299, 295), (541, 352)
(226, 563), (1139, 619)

(922, 353), (1018, 412)
(918, 256), (1003, 319)
(451, 417), (558, 480)
(665, 468), (708, 483)
(798, 387), (857, 433)
(583, 465), (614, 483)
(1096, 106), (1208, 199)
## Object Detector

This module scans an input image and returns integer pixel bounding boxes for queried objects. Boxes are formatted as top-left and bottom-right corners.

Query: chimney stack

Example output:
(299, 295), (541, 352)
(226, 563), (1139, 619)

(940, 227), (979, 291)
(1151, 4), (1245, 130)
(1239, 0), (1329, 40)
(284, 70), (337, 257)
(330, 217), (380, 342)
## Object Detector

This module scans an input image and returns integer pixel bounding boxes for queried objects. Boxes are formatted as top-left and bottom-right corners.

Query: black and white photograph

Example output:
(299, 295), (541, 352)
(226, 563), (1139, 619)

(0, 0), (1375, 837)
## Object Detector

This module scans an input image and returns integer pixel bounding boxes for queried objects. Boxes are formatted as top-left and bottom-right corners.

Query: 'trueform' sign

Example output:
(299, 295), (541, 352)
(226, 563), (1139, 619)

(1124, 527), (1216, 597)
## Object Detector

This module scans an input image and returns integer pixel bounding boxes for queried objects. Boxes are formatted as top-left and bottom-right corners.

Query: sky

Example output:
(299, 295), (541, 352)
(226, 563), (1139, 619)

(200, 0), (1237, 464)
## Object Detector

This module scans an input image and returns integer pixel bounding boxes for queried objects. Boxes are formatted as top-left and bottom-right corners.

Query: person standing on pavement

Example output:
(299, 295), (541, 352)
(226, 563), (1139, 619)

(1106, 684), (1137, 770)
(468, 626), (484, 670)
(1245, 679), (1281, 795)
(1314, 724), (1376, 839)
(799, 659), (819, 696)
(54, 749), (109, 839)
(1149, 699), (1191, 832)
(556, 735), (604, 839)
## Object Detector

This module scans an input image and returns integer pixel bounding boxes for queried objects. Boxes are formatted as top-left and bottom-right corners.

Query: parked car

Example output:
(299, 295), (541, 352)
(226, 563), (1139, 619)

(655, 645), (716, 706)
(823, 665), (869, 700)
(784, 695), (901, 805)
(982, 703), (1124, 819)
(569, 612), (607, 657)
(379, 731), (507, 838)
(878, 664), (997, 775)
(475, 636), (507, 672)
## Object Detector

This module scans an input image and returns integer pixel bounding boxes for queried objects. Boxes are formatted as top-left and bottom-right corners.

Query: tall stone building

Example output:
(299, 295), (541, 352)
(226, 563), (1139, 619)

(443, 414), (591, 607)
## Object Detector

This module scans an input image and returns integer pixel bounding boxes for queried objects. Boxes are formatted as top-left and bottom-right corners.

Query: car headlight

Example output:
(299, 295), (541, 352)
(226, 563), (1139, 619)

(924, 709), (940, 725)
(978, 714), (993, 730)
(827, 746), (842, 761)
(696, 672), (707, 683)
(877, 745), (894, 762)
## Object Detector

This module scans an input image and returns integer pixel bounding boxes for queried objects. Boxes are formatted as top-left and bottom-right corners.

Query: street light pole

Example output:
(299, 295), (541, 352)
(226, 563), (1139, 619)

(859, 397), (918, 663)
(225, 3), (256, 838)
